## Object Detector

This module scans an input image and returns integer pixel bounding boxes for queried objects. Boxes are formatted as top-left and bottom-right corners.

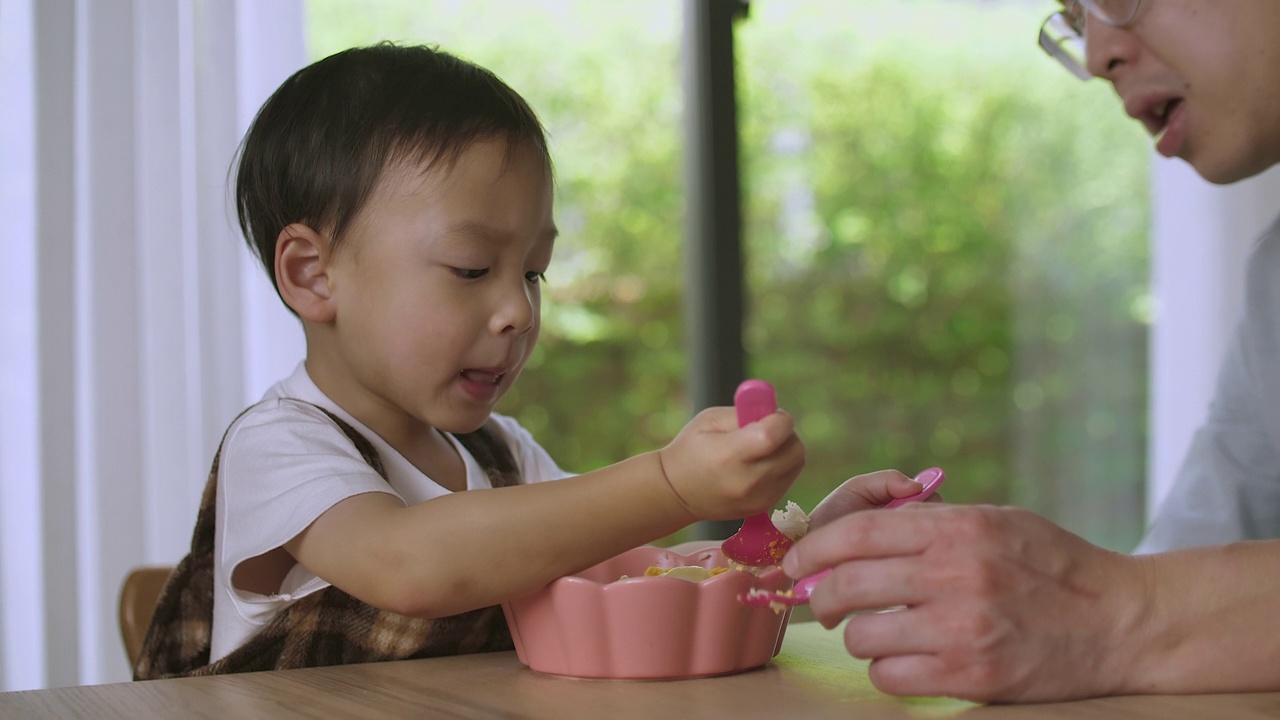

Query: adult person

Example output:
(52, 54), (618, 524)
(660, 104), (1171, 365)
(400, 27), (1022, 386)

(785, 0), (1280, 703)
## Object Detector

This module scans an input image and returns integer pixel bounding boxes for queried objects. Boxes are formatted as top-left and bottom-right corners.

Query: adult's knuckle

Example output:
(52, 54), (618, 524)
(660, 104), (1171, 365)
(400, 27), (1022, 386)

(966, 558), (1005, 597)
(833, 515), (873, 548)
(952, 650), (1004, 697)
(958, 506), (1001, 538)
(960, 610), (1001, 645)
(827, 564), (864, 601)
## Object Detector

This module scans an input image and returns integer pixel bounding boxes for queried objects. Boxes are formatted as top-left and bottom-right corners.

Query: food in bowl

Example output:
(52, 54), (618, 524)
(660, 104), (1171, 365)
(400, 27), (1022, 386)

(501, 544), (793, 680)
(640, 565), (730, 581)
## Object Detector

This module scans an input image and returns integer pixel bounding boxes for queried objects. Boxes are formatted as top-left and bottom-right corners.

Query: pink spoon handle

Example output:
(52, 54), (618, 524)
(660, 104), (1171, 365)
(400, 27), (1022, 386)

(734, 379), (777, 426)
(739, 567), (831, 609)
(791, 567), (833, 600)
(720, 380), (796, 567)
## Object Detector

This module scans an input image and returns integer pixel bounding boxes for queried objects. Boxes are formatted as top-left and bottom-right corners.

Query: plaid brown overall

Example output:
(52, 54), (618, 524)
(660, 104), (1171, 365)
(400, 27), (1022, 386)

(134, 406), (520, 680)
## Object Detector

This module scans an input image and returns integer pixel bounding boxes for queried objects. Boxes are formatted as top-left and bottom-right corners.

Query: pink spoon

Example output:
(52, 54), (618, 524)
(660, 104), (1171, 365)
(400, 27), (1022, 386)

(720, 380), (795, 567)
(738, 467), (946, 609)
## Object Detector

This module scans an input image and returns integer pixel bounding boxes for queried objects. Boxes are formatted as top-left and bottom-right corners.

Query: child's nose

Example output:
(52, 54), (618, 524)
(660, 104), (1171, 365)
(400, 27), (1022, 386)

(492, 281), (536, 335)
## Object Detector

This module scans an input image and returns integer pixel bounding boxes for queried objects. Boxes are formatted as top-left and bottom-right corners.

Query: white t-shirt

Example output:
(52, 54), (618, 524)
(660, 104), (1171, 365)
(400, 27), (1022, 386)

(1136, 214), (1280, 553)
(210, 362), (571, 661)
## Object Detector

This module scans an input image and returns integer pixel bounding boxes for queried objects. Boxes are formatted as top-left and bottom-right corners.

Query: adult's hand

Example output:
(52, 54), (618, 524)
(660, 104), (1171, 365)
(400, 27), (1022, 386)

(782, 503), (1149, 703)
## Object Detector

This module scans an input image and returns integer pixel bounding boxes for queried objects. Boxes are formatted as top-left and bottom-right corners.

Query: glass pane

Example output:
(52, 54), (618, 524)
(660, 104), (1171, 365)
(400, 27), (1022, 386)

(739, 0), (1150, 551)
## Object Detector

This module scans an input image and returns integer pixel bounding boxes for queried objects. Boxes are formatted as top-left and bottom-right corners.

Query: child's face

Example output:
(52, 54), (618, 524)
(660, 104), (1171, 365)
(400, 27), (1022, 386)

(1084, 0), (1280, 183)
(317, 138), (555, 436)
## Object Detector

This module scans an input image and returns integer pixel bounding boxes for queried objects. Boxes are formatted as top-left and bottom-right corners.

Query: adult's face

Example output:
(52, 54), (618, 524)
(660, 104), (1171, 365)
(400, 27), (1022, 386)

(1085, 0), (1280, 183)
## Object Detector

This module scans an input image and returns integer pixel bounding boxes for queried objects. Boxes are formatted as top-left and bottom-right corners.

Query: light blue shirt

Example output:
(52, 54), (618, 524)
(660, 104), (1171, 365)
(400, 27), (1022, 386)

(1136, 215), (1280, 553)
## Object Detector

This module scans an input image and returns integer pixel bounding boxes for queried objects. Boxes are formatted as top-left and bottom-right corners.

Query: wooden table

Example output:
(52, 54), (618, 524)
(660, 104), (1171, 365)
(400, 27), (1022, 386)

(5, 622), (1280, 719)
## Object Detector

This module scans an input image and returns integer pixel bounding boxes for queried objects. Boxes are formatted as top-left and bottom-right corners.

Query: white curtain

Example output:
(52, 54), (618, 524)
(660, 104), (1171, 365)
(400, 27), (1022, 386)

(0, 0), (306, 691)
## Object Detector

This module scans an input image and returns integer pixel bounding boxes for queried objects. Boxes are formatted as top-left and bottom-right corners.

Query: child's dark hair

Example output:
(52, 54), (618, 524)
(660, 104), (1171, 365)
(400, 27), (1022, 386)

(234, 42), (551, 296)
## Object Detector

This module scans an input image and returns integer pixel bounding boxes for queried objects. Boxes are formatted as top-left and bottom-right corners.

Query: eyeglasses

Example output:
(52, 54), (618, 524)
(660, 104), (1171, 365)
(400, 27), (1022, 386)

(1038, 0), (1142, 80)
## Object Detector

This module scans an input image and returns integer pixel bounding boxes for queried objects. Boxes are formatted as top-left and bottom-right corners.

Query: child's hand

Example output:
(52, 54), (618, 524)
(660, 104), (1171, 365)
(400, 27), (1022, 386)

(656, 406), (805, 521)
(808, 469), (944, 530)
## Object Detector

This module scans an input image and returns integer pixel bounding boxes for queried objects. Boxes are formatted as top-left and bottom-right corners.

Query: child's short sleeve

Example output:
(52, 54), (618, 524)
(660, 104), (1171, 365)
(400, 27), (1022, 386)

(485, 413), (576, 483)
(216, 399), (402, 587)
(210, 399), (400, 659)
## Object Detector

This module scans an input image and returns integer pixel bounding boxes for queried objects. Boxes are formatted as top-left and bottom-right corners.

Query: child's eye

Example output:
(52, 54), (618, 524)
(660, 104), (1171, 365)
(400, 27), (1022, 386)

(453, 268), (488, 280)
(525, 271), (546, 284)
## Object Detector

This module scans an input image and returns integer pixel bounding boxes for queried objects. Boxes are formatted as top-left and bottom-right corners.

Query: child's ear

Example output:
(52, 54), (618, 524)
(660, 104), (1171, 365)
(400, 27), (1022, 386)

(275, 223), (335, 322)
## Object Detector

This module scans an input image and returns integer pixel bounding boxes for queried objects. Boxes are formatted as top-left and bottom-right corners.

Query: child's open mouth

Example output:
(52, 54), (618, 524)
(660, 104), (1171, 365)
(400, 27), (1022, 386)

(458, 369), (506, 402)
(461, 369), (504, 386)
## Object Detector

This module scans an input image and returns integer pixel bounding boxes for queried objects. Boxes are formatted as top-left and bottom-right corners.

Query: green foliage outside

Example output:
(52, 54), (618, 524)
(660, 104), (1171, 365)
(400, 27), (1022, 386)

(306, 0), (1151, 551)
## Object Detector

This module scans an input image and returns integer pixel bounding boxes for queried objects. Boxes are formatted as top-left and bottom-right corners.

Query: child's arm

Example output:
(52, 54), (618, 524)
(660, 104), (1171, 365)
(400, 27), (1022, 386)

(282, 405), (804, 619)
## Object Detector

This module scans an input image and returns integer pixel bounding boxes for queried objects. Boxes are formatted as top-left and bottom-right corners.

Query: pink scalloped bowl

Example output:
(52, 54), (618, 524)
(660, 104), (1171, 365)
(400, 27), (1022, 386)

(500, 544), (793, 680)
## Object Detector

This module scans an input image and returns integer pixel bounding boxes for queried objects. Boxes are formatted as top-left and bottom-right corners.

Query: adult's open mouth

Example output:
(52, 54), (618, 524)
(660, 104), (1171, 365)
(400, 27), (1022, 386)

(1152, 99), (1188, 158)
(1151, 98), (1182, 133)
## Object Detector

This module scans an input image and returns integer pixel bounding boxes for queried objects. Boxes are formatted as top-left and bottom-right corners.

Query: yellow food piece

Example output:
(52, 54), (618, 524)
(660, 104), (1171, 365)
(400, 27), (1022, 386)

(640, 565), (730, 582)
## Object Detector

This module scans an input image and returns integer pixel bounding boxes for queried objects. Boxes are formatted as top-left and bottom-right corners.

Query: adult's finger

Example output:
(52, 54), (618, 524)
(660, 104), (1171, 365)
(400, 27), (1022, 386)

(838, 606), (941, 659)
(806, 556), (930, 628)
(783, 504), (945, 579)
(865, 654), (954, 699)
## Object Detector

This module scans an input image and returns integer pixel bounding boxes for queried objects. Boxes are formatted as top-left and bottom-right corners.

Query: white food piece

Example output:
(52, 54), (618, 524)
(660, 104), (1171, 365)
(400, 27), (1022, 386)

(771, 501), (812, 541)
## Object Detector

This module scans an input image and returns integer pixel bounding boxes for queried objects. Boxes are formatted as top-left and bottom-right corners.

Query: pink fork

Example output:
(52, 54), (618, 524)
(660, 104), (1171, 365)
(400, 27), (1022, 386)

(720, 380), (797, 567)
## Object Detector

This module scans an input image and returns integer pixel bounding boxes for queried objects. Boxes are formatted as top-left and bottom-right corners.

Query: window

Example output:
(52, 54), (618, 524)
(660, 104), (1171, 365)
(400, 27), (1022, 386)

(306, 0), (1152, 550)
(737, 1), (1151, 551)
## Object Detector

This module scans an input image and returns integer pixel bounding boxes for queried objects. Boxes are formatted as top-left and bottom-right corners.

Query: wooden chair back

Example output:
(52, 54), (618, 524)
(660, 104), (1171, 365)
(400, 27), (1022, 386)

(118, 566), (174, 668)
